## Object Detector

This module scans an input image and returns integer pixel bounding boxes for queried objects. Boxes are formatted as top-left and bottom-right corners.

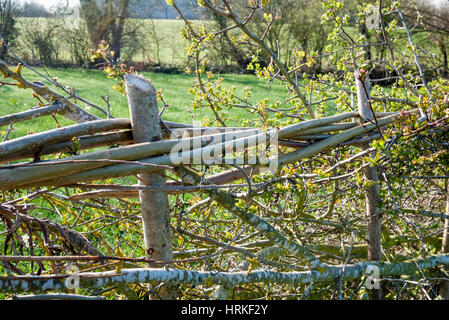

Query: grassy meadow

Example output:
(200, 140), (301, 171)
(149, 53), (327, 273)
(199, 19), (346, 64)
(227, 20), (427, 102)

(0, 67), (289, 139)
(4, 15), (437, 141)
(1, 16), (429, 143)
(14, 18), (204, 67)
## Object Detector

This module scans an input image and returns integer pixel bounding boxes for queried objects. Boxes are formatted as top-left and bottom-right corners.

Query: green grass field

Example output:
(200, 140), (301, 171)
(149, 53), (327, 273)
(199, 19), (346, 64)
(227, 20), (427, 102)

(3, 16), (431, 140)
(0, 67), (288, 139)
(14, 16), (442, 73)
(14, 18), (207, 67)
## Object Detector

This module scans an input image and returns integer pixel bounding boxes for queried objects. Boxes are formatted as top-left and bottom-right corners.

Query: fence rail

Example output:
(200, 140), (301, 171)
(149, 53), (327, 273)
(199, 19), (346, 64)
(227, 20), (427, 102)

(0, 63), (437, 299)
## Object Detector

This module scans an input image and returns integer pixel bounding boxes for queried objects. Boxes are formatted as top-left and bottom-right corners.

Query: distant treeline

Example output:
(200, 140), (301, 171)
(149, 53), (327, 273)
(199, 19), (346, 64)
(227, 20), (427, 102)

(131, 0), (206, 19)
(2, 0), (447, 80)
(18, 0), (207, 20)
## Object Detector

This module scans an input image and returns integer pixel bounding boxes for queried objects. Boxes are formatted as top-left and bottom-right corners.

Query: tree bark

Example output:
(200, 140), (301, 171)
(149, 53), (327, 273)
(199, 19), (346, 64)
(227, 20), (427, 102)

(440, 41), (448, 70)
(0, 118), (130, 164)
(0, 102), (68, 128)
(15, 111), (412, 189)
(110, 0), (130, 62)
(80, 0), (129, 62)
(440, 182), (449, 299)
(354, 70), (383, 300)
(1, 254), (449, 293)
(0, 61), (99, 123)
(125, 74), (175, 300)
(359, 22), (372, 61)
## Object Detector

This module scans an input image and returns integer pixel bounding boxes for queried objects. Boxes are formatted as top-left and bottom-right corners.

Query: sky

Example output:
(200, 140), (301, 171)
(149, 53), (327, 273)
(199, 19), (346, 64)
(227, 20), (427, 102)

(424, 0), (448, 7)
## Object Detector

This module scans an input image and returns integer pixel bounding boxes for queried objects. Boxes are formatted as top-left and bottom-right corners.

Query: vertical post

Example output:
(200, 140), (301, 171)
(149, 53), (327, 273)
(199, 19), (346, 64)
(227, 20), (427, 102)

(355, 69), (383, 300)
(125, 74), (175, 300)
(440, 181), (449, 299)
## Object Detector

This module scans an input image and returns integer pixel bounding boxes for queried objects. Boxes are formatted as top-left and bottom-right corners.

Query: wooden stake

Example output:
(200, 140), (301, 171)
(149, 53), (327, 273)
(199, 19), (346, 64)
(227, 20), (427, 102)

(125, 74), (175, 300)
(440, 181), (449, 299)
(355, 69), (383, 300)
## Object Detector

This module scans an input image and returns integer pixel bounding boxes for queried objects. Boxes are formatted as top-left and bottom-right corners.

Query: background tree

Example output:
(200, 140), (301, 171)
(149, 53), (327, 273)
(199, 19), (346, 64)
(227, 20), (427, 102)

(0, 0), (19, 60)
(80, 0), (130, 62)
(204, 0), (330, 73)
(17, 18), (63, 66)
(18, 0), (51, 18)
(411, 0), (449, 72)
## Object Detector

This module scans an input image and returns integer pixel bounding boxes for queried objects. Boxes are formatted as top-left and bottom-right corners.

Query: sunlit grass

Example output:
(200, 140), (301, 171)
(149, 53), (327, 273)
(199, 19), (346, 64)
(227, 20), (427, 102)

(0, 67), (289, 139)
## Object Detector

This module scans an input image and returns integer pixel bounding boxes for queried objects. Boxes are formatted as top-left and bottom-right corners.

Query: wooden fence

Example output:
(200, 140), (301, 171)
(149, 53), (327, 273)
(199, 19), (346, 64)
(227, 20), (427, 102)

(1, 61), (448, 300)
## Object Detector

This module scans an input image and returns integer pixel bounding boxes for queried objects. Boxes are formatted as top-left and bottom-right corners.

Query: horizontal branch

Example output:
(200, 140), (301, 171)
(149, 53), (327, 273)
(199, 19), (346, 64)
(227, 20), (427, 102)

(69, 189), (139, 200)
(12, 293), (106, 300)
(11, 293), (106, 300)
(0, 119), (131, 163)
(67, 182), (257, 200)
(275, 113), (397, 167)
(0, 61), (99, 123)
(278, 112), (359, 138)
(0, 204), (102, 256)
(0, 255), (174, 265)
(0, 103), (69, 127)
(2, 131), (134, 164)
(18, 113), (366, 187)
(0, 111), (407, 190)
(196, 113), (412, 186)
(298, 123), (358, 135)
(0, 129), (258, 190)
(1, 121), (205, 164)
(1, 254), (448, 293)
(401, 208), (449, 220)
